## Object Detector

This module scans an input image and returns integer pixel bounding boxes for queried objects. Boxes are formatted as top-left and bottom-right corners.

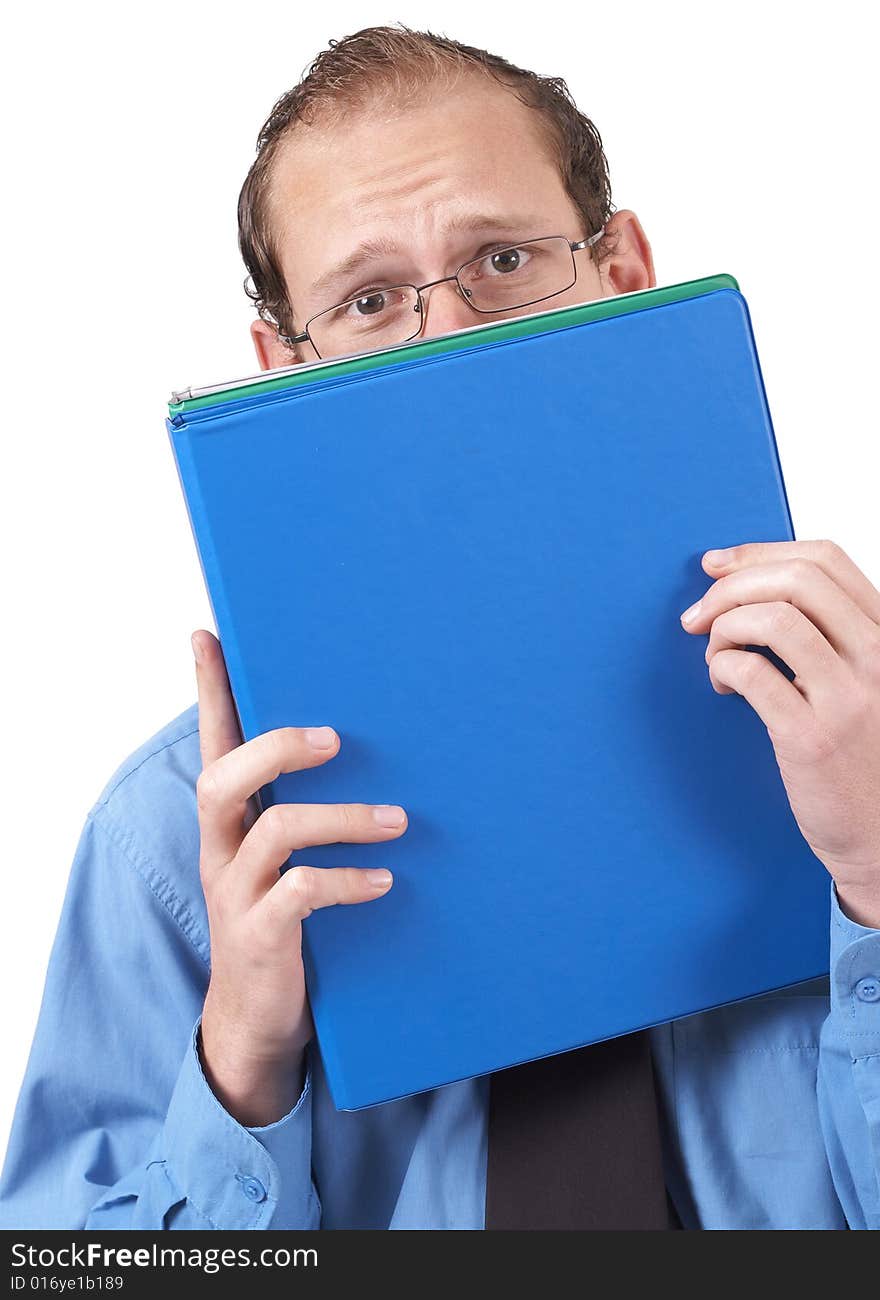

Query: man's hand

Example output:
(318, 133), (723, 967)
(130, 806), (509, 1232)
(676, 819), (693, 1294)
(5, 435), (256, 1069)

(680, 540), (880, 928)
(192, 628), (407, 1126)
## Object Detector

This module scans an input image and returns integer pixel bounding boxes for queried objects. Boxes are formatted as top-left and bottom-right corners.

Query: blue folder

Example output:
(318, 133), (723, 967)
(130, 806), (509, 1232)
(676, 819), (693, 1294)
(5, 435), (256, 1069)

(167, 278), (829, 1111)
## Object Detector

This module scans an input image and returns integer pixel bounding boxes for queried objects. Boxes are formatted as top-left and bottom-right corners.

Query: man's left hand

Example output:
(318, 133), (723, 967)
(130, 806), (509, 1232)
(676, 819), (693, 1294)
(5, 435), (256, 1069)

(680, 539), (880, 928)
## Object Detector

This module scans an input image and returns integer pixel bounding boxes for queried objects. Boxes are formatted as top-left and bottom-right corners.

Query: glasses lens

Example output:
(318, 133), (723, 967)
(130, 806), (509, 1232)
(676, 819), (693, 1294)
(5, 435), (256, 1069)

(458, 237), (576, 313)
(308, 285), (422, 359)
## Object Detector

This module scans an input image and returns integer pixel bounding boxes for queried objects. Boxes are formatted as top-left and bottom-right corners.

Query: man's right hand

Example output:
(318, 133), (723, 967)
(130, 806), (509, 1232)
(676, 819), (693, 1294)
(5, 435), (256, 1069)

(192, 628), (406, 1127)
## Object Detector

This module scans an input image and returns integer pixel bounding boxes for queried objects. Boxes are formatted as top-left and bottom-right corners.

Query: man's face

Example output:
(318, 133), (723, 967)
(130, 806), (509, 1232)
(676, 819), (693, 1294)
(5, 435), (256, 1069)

(251, 75), (655, 370)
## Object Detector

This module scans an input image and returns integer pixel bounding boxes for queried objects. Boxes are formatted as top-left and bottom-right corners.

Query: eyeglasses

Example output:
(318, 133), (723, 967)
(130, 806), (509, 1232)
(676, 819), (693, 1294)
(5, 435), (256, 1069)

(280, 229), (605, 360)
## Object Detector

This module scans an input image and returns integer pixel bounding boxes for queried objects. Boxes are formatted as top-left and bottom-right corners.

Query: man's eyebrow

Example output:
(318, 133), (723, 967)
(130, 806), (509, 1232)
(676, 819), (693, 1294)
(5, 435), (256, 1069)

(310, 237), (401, 299)
(444, 211), (555, 243)
(308, 212), (555, 300)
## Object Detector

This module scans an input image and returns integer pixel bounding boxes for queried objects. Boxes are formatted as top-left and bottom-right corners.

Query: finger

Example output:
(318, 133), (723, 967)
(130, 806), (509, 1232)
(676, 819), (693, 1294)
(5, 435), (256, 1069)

(194, 630), (258, 867)
(193, 630), (243, 770)
(260, 863), (393, 939)
(708, 647), (812, 735)
(681, 559), (873, 659)
(702, 540), (880, 626)
(705, 602), (843, 701)
(197, 726), (342, 871)
(232, 802), (408, 901)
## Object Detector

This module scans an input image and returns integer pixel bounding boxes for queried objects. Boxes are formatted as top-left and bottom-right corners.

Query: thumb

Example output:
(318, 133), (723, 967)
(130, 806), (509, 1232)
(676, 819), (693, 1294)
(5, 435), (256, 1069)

(192, 630), (243, 768)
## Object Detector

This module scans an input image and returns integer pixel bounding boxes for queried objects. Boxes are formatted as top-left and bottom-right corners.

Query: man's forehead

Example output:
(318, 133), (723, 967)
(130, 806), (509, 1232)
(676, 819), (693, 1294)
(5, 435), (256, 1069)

(266, 78), (573, 302)
(268, 78), (561, 230)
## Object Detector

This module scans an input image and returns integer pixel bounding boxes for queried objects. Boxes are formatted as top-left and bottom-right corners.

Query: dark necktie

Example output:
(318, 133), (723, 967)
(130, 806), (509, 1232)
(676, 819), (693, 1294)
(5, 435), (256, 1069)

(485, 1030), (680, 1229)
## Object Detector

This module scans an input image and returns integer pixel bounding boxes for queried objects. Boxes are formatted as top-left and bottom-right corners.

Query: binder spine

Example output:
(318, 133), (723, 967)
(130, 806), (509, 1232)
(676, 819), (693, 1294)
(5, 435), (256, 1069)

(726, 290), (797, 543)
(165, 418), (262, 741)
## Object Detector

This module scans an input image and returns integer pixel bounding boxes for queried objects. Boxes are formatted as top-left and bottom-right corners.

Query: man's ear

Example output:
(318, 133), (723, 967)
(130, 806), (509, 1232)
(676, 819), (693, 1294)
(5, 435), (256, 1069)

(599, 210), (656, 297)
(250, 318), (302, 371)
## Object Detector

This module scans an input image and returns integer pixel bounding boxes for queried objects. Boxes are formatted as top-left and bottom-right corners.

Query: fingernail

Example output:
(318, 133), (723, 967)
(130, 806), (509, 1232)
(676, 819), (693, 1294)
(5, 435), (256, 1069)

(191, 633), (203, 663)
(373, 805), (406, 828)
(680, 600), (702, 625)
(305, 726), (337, 750)
(365, 869), (393, 890)
(704, 549), (731, 568)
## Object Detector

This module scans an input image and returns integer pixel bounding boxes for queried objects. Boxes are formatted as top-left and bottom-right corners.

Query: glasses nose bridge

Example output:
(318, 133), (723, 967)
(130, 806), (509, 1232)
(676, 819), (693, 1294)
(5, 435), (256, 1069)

(416, 271), (474, 318)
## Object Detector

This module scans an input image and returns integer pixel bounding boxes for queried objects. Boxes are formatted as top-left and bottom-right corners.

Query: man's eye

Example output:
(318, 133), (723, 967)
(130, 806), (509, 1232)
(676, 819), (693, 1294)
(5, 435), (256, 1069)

(347, 291), (388, 317)
(482, 246), (531, 276)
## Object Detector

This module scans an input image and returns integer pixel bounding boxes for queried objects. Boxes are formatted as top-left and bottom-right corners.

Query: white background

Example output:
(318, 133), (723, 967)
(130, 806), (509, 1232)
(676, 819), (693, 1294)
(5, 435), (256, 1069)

(1, 1), (877, 1157)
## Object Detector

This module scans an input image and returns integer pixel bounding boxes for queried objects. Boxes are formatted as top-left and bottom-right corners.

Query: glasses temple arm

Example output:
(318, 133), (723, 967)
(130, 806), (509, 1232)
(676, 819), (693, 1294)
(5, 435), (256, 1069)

(571, 227), (606, 252)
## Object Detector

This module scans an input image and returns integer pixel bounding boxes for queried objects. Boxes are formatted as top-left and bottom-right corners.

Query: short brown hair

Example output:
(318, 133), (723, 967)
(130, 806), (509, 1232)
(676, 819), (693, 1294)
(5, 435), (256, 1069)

(238, 24), (616, 343)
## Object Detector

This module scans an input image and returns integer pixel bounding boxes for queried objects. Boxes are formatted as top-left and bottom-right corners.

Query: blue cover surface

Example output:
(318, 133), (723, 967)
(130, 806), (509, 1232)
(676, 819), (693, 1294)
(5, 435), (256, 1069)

(167, 286), (829, 1110)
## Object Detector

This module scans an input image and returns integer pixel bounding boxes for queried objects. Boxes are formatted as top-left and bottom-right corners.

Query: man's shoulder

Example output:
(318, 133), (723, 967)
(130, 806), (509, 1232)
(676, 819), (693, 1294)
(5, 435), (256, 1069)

(88, 701), (208, 961)
(92, 701), (201, 813)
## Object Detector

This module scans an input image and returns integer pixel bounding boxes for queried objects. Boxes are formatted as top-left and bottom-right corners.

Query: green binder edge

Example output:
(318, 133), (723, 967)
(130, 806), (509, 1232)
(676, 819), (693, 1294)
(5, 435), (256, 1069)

(169, 273), (739, 417)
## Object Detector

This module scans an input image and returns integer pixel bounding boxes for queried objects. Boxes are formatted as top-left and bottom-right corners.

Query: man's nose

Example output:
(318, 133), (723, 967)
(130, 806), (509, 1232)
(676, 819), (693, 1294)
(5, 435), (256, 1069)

(417, 278), (477, 339)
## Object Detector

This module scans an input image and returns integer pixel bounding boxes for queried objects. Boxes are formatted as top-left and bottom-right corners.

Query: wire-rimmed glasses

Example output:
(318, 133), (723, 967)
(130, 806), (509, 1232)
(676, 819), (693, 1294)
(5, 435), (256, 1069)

(280, 229), (605, 360)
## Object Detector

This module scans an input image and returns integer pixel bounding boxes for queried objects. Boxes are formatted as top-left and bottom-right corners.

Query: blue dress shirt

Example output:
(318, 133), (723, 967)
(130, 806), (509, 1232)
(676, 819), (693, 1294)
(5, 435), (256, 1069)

(1, 703), (879, 1230)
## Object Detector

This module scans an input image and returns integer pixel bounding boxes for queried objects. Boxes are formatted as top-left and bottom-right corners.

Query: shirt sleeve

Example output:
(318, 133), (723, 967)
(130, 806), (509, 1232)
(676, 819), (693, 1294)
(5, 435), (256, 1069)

(817, 882), (880, 1230)
(0, 810), (321, 1230)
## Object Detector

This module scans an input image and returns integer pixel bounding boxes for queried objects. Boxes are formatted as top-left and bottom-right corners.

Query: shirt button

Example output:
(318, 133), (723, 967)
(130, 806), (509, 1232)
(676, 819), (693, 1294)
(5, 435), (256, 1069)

(854, 977), (880, 1004)
(237, 1174), (267, 1203)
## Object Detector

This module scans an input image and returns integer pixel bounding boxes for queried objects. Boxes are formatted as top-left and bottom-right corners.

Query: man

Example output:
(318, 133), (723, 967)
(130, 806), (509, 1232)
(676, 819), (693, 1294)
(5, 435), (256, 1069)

(2, 25), (879, 1230)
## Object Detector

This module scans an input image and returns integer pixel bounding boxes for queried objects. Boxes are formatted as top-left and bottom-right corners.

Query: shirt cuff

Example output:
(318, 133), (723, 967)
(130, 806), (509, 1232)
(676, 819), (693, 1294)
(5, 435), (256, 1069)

(160, 1019), (319, 1229)
(830, 882), (880, 1061)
